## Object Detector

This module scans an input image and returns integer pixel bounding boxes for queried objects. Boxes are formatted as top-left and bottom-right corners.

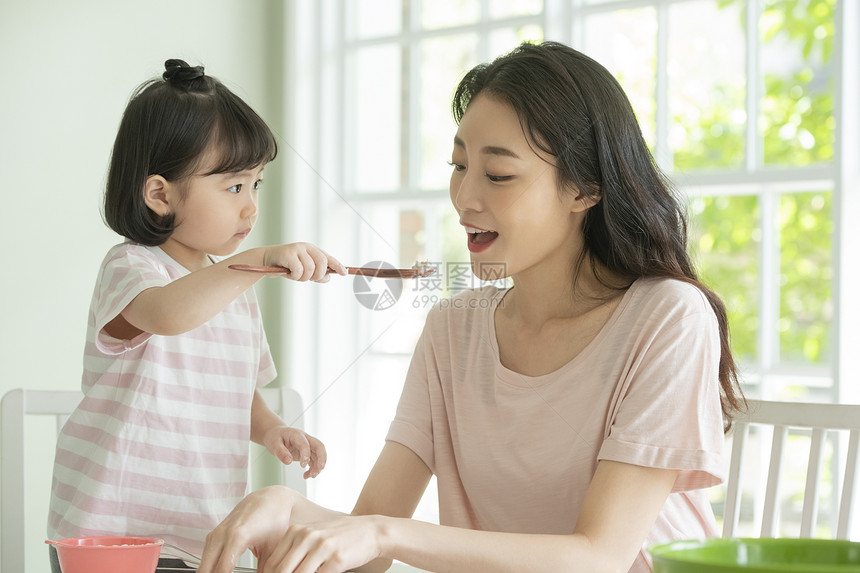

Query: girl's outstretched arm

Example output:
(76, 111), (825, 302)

(106, 243), (346, 338)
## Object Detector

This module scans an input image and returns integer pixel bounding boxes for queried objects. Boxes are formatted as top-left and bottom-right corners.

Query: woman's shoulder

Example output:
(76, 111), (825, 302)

(628, 277), (714, 318)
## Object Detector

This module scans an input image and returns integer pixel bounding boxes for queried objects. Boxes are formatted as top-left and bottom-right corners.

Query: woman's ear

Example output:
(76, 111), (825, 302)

(143, 175), (171, 216)
(568, 185), (601, 213)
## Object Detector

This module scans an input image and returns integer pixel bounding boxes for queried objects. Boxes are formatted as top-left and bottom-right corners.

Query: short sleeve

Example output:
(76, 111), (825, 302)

(386, 322), (437, 472)
(598, 292), (725, 492)
(93, 246), (169, 354)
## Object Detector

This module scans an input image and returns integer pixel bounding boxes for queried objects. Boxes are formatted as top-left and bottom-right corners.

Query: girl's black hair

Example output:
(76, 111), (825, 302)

(104, 59), (278, 245)
(453, 41), (745, 430)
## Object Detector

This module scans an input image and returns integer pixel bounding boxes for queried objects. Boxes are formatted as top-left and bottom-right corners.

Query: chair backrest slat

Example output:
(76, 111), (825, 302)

(800, 428), (827, 537)
(838, 430), (860, 539)
(761, 425), (787, 537)
(723, 399), (860, 540)
(722, 421), (749, 537)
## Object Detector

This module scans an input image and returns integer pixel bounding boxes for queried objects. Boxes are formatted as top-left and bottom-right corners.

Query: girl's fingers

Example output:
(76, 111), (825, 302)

(285, 260), (304, 281)
(326, 253), (347, 275)
(291, 435), (312, 468)
(307, 437), (327, 477)
(295, 251), (316, 281)
(307, 249), (331, 282)
(275, 442), (294, 465)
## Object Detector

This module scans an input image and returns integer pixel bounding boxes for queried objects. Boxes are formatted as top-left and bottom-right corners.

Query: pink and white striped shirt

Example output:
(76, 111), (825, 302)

(48, 243), (276, 557)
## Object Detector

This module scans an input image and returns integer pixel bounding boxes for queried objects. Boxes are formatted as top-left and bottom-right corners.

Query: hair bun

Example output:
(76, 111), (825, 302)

(163, 59), (205, 84)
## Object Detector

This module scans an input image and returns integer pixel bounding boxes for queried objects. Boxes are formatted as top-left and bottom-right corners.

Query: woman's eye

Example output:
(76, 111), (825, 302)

(447, 160), (466, 172)
(228, 184), (242, 194)
(486, 174), (513, 182)
(253, 179), (263, 190)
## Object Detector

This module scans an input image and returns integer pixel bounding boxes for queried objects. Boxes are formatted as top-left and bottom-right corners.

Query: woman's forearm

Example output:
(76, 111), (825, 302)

(370, 518), (620, 573)
(363, 461), (678, 573)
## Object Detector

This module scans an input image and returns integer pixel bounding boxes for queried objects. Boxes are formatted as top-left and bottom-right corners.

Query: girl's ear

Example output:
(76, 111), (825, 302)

(143, 175), (171, 216)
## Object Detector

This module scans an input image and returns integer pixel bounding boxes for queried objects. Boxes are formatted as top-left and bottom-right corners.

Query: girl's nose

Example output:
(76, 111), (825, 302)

(242, 191), (259, 219)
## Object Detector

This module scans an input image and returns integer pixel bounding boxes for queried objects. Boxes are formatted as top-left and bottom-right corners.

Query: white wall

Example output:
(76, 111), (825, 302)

(0, 0), (284, 569)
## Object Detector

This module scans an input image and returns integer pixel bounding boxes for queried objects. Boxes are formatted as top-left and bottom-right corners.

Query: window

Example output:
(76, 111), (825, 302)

(283, 0), (857, 531)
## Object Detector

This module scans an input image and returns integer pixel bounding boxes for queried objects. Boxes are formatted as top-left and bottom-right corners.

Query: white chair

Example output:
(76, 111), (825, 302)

(721, 399), (860, 539)
(1, 388), (83, 573)
(1, 386), (309, 572)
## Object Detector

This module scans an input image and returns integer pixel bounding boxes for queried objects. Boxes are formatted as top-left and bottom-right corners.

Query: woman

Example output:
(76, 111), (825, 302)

(198, 41), (745, 573)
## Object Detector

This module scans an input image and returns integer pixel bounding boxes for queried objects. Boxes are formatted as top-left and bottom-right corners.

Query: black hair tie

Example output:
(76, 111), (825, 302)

(163, 58), (205, 84)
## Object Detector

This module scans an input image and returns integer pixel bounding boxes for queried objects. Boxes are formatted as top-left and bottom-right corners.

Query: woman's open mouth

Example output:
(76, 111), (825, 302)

(465, 225), (498, 253)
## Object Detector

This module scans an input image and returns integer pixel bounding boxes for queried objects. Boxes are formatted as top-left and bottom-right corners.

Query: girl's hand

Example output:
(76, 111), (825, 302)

(263, 242), (347, 282)
(198, 486), (297, 573)
(258, 515), (384, 573)
(263, 426), (327, 478)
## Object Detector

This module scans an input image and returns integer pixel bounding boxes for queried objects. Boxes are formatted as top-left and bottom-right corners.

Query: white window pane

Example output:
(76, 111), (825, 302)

(441, 208), (469, 271)
(421, 0), (480, 30)
(488, 24), (543, 57)
(348, 0), (402, 39)
(760, 0), (835, 166)
(688, 195), (760, 364)
(489, 0), (543, 19)
(583, 8), (657, 149)
(347, 45), (402, 192)
(310, 353), (412, 511)
(778, 191), (833, 365)
(668, 0), (746, 170)
(419, 34), (480, 190)
(310, 353), (409, 510)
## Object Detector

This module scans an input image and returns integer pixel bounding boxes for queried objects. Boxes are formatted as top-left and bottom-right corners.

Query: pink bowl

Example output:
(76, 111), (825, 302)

(46, 536), (163, 573)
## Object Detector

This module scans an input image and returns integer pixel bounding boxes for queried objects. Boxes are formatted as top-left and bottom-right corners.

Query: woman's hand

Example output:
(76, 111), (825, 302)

(198, 486), (297, 573)
(257, 515), (385, 573)
(263, 425), (327, 478)
(263, 242), (346, 282)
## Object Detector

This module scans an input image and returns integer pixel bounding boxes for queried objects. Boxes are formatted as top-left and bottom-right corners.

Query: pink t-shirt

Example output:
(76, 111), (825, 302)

(386, 278), (724, 572)
(48, 243), (276, 557)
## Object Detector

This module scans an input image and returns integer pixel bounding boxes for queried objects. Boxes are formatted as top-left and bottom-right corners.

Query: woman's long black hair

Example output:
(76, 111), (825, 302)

(453, 41), (745, 430)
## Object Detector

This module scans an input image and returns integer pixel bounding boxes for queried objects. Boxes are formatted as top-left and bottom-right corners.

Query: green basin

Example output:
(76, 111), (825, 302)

(650, 538), (860, 572)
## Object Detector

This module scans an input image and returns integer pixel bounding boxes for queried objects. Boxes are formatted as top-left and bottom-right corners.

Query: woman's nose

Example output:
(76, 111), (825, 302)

(450, 171), (481, 212)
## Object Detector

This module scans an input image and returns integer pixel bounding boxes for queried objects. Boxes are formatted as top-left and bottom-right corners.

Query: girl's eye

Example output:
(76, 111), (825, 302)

(228, 184), (242, 194)
(486, 174), (513, 183)
(447, 160), (466, 172)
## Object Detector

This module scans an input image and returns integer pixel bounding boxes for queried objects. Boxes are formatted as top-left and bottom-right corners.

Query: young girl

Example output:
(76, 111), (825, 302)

(47, 59), (346, 570)
(198, 42), (746, 573)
